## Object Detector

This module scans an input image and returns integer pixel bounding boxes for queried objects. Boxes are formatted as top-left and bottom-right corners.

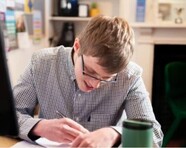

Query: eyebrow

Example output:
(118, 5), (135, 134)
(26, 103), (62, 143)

(85, 64), (114, 79)
(84, 64), (98, 75)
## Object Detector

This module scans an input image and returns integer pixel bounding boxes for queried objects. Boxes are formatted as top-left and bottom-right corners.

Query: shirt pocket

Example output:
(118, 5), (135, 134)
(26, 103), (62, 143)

(82, 113), (114, 131)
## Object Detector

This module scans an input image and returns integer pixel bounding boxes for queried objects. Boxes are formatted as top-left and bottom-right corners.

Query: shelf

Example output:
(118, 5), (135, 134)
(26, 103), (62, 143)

(131, 22), (186, 29)
(49, 17), (186, 28)
(49, 16), (91, 22)
(158, 0), (186, 4)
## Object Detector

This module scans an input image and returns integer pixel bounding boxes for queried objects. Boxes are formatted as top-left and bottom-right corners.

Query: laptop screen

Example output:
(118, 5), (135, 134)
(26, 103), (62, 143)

(0, 24), (19, 136)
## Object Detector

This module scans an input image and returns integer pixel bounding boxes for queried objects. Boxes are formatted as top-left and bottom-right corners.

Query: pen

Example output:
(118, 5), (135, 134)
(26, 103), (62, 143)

(56, 110), (67, 118)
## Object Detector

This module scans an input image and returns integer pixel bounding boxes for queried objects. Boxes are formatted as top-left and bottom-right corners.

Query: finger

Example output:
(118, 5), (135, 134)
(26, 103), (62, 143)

(76, 139), (94, 148)
(63, 118), (86, 131)
(71, 135), (84, 147)
(81, 128), (89, 134)
(78, 141), (93, 148)
(51, 129), (75, 143)
(62, 139), (72, 143)
(62, 124), (83, 137)
(61, 128), (77, 142)
(60, 118), (89, 134)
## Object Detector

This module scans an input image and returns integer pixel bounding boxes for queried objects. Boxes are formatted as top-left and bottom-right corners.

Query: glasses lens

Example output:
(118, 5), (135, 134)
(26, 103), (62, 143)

(81, 55), (117, 83)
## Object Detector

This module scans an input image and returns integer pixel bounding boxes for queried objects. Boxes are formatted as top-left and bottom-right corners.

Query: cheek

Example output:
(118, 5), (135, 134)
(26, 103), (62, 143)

(74, 64), (83, 83)
(74, 66), (81, 79)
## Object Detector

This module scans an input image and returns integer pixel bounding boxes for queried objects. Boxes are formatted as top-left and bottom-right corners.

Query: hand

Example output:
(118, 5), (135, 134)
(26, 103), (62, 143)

(71, 127), (120, 148)
(31, 118), (89, 143)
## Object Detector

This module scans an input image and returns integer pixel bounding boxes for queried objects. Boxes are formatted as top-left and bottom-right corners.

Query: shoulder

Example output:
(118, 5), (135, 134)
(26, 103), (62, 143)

(31, 46), (69, 64)
(123, 61), (143, 78)
(32, 46), (62, 62)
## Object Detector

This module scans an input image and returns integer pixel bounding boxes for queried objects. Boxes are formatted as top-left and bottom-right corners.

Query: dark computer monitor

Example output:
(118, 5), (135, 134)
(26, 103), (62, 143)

(0, 25), (19, 136)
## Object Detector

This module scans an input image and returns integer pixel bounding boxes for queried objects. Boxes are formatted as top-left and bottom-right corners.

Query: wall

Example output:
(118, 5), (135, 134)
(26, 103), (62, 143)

(7, 0), (46, 86)
(7, 33), (46, 86)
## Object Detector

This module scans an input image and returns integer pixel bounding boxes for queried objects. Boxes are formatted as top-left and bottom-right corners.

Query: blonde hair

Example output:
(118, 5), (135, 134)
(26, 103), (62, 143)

(78, 15), (135, 73)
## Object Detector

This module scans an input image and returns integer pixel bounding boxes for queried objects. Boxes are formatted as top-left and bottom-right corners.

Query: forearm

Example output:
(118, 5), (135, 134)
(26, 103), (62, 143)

(17, 112), (41, 143)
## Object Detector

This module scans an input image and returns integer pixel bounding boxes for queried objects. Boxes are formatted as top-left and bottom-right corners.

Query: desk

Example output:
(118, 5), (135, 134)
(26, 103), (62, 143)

(0, 136), (20, 147)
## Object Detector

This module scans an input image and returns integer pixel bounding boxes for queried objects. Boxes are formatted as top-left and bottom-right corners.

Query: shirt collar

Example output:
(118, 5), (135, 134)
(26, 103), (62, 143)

(67, 47), (76, 81)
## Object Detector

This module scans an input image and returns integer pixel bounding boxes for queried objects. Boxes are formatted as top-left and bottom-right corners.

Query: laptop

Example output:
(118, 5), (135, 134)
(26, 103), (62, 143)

(0, 24), (19, 136)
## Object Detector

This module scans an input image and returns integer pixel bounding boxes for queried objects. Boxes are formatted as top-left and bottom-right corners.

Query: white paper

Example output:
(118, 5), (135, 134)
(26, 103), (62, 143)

(35, 137), (71, 147)
(11, 141), (42, 148)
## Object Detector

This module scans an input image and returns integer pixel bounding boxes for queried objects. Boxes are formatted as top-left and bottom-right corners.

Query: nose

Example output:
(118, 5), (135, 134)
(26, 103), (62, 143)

(89, 79), (101, 89)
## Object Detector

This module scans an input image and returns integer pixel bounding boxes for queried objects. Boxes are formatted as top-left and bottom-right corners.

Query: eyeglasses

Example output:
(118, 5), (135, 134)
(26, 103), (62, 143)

(81, 55), (118, 83)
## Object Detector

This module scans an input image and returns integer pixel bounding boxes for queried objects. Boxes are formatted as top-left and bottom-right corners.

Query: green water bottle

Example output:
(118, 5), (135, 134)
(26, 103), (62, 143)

(122, 119), (153, 147)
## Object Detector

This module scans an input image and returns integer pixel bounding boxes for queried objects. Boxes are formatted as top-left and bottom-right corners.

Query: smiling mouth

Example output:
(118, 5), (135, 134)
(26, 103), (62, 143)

(84, 81), (94, 91)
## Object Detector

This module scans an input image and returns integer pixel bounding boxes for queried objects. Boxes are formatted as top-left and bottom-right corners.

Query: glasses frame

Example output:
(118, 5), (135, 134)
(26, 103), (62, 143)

(81, 55), (118, 83)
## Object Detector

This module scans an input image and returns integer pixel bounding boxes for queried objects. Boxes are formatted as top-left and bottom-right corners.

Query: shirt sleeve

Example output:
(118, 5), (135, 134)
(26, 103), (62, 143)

(13, 56), (40, 143)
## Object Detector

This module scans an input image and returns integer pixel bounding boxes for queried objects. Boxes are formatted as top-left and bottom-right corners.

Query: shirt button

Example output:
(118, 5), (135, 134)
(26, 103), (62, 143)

(75, 117), (79, 122)
(78, 94), (81, 97)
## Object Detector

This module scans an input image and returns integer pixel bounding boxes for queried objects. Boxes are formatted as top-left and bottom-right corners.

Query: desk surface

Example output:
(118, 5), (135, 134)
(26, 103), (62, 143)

(0, 136), (20, 147)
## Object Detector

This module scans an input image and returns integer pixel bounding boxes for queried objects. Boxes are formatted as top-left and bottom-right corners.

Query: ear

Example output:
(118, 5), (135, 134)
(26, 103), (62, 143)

(73, 38), (80, 53)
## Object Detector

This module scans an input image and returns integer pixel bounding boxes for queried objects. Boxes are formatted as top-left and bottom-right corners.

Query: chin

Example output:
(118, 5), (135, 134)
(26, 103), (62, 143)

(77, 79), (95, 92)
(80, 83), (94, 93)
(80, 86), (93, 93)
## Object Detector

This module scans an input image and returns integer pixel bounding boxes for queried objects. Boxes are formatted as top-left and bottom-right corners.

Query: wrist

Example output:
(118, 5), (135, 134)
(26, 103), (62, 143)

(30, 119), (46, 137)
(107, 127), (121, 147)
(28, 120), (44, 141)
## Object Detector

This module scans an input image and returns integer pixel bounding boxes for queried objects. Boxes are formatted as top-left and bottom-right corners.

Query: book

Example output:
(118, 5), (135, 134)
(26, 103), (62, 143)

(0, 0), (6, 12)
(0, 11), (9, 51)
(5, 9), (18, 51)
(24, 0), (33, 13)
(136, 0), (146, 22)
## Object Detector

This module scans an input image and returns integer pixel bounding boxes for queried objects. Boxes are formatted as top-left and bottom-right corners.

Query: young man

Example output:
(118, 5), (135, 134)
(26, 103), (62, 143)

(14, 15), (163, 147)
